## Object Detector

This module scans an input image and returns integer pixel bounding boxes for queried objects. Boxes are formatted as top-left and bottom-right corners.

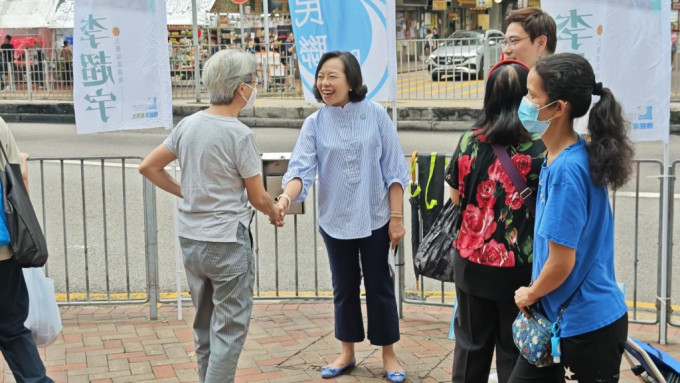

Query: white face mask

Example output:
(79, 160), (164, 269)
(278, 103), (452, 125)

(241, 83), (257, 109)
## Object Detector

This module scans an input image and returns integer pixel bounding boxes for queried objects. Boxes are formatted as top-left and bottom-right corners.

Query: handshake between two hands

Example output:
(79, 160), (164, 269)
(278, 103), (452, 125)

(268, 198), (288, 227)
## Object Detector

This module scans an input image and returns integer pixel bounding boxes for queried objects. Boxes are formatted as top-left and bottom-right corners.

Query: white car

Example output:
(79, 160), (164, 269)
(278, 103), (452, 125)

(428, 29), (504, 81)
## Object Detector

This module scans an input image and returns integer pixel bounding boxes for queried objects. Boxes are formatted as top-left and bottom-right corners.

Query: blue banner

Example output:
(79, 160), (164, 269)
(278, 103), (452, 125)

(288, 0), (397, 102)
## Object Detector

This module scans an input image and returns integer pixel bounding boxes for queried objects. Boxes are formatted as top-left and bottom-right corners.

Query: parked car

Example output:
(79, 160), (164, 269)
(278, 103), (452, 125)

(428, 29), (504, 81)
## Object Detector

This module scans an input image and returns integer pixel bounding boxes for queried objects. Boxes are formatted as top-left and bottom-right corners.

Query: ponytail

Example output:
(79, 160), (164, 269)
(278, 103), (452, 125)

(534, 53), (635, 190)
(586, 87), (634, 190)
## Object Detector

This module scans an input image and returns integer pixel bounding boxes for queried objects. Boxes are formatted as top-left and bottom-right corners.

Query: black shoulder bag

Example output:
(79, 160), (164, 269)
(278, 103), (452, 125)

(0, 140), (48, 267)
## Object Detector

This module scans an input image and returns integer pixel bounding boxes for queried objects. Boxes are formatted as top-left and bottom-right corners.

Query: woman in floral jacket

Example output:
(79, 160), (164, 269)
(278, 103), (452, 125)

(445, 60), (545, 383)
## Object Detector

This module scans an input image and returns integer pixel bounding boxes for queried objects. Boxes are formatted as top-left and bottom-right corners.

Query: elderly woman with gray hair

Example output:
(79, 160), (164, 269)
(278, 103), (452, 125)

(140, 49), (283, 383)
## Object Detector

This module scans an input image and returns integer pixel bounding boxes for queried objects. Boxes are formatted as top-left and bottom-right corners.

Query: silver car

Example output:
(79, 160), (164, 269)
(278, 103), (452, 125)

(428, 29), (504, 81)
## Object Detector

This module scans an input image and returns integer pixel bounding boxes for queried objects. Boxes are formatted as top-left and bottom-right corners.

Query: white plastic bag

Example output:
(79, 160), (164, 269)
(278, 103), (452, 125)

(23, 268), (62, 347)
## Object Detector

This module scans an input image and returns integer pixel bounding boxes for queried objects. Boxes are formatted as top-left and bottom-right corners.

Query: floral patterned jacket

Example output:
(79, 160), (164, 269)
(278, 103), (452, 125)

(445, 130), (545, 269)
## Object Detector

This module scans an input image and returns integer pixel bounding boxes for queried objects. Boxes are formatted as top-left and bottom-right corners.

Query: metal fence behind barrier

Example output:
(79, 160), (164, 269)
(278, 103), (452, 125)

(0, 48), (74, 100)
(397, 36), (503, 100)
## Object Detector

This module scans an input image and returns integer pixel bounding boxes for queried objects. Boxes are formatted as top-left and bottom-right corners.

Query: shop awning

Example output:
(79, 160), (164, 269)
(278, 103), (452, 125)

(0, 0), (57, 28)
(47, 0), (217, 29)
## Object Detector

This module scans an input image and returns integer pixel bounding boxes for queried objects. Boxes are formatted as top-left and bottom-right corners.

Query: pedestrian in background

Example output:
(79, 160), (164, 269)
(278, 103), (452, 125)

(32, 40), (45, 89)
(446, 60), (545, 383)
(1, 35), (15, 91)
(0, 116), (53, 383)
(510, 53), (633, 383)
(60, 40), (73, 86)
(503, 7), (556, 69)
(139, 50), (283, 383)
(276, 51), (409, 382)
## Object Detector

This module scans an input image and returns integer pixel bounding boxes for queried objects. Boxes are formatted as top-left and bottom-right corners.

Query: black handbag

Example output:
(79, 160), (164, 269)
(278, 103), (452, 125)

(0, 140), (48, 267)
(414, 199), (460, 282)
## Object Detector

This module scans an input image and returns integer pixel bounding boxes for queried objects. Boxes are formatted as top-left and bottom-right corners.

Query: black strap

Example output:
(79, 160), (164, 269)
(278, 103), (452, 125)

(491, 144), (536, 216)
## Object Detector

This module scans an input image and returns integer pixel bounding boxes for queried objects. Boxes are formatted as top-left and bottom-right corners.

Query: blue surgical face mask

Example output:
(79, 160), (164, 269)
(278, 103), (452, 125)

(517, 97), (557, 136)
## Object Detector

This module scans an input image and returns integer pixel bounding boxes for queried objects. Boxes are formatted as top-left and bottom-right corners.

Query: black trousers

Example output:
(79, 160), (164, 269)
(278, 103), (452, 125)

(452, 286), (520, 383)
(508, 313), (628, 383)
(0, 257), (52, 383)
(320, 223), (400, 346)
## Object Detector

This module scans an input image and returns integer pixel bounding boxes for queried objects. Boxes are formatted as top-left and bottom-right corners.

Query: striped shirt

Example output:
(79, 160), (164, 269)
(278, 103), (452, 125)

(282, 100), (409, 240)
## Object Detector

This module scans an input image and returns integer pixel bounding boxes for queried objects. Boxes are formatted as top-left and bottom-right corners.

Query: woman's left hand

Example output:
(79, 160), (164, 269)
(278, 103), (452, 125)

(388, 218), (405, 247)
(514, 286), (539, 317)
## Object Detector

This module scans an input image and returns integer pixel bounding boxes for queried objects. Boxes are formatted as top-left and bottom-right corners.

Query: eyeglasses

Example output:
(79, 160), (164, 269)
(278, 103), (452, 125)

(501, 36), (530, 49)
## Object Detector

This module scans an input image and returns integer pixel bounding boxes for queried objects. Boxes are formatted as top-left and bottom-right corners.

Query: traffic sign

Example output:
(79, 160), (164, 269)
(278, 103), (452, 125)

(232, 0), (248, 4)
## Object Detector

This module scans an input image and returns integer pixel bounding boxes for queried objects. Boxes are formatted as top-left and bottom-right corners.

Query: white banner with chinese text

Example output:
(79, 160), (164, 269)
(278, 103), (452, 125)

(288, 0), (397, 103)
(73, 0), (172, 134)
(542, 0), (670, 143)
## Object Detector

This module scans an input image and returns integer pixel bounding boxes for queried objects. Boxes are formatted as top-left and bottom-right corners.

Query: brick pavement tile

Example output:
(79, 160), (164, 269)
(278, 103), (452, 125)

(129, 361), (152, 375)
(67, 374), (91, 383)
(44, 346), (66, 362)
(153, 365), (176, 379)
(65, 345), (105, 354)
(67, 366), (110, 376)
(174, 367), (199, 383)
(104, 340), (123, 349)
(45, 363), (87, 372)
(128, 354), (167, 363)
(88, 370), (135, 381)
(65, 351), (86, 365)
(241, 370), (286, 381)
(174, 328), (194, 342)
(164, 346), (189, 359)
(47, 370), (66, 383)
(112, 373), (156, 383)
(122, 342), (145, 353)
(236, 368), (264, 377)
(87, 354), (110, 368)
(108, 358), (130, 372)
(62, 333), (83, 344)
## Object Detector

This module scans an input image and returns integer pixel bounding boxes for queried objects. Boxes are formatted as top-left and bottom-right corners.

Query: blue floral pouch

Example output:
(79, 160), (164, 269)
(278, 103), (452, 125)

(512, 307), (555, 368)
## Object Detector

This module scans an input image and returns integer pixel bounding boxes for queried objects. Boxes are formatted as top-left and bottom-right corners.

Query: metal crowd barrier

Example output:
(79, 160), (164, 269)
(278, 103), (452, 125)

(403, 158), (673, 328)
(28, 157), (160, 319)
(27, 155), (677, 330)
(669, 160), (679, 327)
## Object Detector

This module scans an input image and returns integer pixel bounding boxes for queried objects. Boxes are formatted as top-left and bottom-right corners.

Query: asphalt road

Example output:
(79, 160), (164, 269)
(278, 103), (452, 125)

(7, 121), (680, 323)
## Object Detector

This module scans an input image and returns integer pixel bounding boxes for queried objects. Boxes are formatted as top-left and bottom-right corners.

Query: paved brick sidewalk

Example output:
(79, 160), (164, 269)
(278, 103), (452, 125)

(1, 302), (679, 382)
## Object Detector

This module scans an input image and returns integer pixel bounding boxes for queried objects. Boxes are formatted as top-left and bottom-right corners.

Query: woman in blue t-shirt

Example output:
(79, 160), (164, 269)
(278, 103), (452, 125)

(509, 53), (634, 382)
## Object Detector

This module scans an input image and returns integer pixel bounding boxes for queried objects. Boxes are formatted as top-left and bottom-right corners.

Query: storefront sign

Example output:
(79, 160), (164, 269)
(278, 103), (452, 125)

(73, 0), (172, 134)
(453, 0), (477, 7)
(433, 0), (447, 11)
(542, 0), (670, 143)
(288, 0), (397, 102)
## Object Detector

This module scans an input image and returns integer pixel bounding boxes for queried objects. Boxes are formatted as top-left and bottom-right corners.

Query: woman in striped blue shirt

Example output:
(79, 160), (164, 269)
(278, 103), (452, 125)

(277, 51), (410, 382)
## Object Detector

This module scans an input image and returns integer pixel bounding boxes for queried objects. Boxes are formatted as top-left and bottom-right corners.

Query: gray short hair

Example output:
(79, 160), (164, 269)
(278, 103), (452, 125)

(201, 50), (257, 105)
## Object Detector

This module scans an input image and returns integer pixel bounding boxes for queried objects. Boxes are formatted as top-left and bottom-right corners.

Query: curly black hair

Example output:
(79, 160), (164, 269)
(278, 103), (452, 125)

(534, 53), (634, 190)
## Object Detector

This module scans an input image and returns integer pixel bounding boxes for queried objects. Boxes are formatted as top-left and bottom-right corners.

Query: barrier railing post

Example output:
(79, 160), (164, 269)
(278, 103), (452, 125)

(143, 177), (159, 320)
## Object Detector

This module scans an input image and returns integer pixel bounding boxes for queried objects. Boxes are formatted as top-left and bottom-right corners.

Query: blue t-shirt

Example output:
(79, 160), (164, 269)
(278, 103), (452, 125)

(0, 181), (9, 247)
(533, 136), (626, 338)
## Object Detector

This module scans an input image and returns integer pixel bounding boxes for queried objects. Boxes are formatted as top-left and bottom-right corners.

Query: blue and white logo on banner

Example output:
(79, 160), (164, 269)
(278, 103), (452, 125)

(289, 0), (397, 103)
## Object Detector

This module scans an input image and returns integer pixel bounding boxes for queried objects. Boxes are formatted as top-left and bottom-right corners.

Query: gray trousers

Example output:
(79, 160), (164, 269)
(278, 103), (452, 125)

(179, 223), (255, 383)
